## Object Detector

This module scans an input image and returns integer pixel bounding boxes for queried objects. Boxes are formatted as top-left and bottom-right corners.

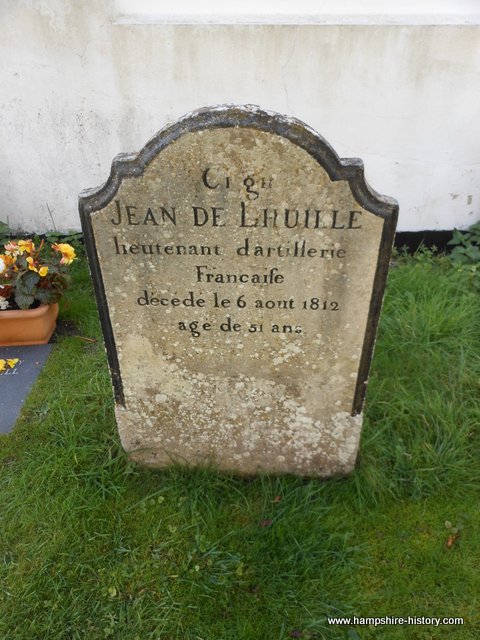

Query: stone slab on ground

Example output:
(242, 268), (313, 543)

(0, 345), (53, 434)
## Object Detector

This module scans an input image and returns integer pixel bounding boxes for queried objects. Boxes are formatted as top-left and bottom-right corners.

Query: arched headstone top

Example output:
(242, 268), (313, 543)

(80, 104), (398, 220)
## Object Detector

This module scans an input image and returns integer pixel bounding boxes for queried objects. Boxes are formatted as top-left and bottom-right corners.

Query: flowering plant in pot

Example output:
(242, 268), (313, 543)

(0, 239), (77, 345)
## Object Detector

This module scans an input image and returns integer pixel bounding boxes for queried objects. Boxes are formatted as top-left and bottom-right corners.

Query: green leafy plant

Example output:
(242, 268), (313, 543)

(447, 221), (480, 289)
(44, 230), (84, 252)
(0, 238), (77, 310)
(0, 219), (11, 246)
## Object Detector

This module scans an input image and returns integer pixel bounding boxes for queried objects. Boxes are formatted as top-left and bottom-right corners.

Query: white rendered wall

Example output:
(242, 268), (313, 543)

(0, 1), (479, 232)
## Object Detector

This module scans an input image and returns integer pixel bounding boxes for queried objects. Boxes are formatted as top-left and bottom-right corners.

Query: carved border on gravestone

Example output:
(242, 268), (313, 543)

(79, 104), (398, 416)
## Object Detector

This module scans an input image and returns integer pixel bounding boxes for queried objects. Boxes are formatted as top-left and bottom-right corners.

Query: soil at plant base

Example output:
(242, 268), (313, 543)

(2, 299), (42, 311)
(50, 319), (78, 342)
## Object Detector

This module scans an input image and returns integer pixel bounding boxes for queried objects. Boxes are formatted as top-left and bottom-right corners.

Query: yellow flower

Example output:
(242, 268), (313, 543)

(18, 239), (35, 254)
(7, 358), (19, 368)
(26, 257), (47, 276)
(26, 256), (38, 271)
(52, 243), (76, 265)
(0, 360), (6, 373)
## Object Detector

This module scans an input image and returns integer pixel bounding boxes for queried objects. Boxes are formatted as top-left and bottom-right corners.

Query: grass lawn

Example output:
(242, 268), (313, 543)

(1, 249), (479, 639)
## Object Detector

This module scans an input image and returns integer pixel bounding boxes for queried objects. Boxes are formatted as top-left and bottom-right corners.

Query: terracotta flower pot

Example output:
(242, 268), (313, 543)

(0, 303), (59, 346)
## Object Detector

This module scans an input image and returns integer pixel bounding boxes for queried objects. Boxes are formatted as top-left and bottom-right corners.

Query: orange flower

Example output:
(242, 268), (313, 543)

(4, 242), (20, 257)
(0, 254), (14, 275)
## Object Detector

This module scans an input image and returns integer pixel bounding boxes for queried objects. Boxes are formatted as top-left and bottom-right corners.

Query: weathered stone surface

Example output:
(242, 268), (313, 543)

(80, 105), (398, 477)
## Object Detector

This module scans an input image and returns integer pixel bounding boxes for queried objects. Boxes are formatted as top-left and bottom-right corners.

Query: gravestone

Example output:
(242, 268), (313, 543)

(80, 105), (398, 477)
